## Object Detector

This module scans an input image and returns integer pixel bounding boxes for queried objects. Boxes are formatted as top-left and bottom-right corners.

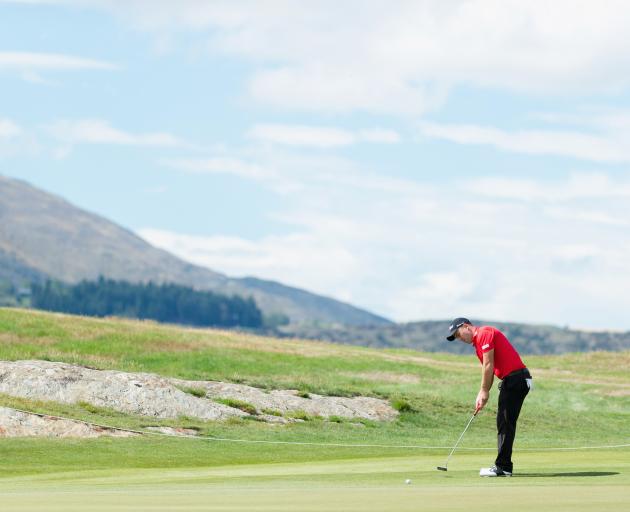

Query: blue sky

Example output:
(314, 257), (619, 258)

(3, 1), (630, 329)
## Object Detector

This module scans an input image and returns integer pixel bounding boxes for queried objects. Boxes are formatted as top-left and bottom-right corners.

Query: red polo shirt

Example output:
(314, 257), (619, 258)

(473, 326), (526, 379)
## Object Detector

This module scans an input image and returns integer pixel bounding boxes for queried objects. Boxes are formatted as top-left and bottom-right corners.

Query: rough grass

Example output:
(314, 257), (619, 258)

(0, 307), (628, 467)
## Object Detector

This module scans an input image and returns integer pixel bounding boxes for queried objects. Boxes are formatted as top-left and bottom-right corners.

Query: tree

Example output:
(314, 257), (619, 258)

(31, 278), (264, 329)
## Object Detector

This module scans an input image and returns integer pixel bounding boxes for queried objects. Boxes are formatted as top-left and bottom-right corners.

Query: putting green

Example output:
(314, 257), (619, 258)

(1, 448), (627, 511)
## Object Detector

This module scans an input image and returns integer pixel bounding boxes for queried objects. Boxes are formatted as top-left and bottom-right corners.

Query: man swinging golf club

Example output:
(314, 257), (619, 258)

(446, 318), (532, 477)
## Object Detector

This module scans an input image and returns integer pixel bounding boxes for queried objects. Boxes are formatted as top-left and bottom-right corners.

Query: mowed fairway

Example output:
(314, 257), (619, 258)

(1, 450), (628, 512)
(0, 309), (628, 511)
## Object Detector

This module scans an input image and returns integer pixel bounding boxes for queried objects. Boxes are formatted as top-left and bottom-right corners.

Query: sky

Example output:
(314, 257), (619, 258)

(2, 1), (630, 330)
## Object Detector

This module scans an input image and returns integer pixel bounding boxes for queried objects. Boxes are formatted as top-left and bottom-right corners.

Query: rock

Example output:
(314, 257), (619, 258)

(0, 360), (398, 425)
(0, 407), (137, 438)
(0, 360), (246, 421)
(170, 379), (398, 421)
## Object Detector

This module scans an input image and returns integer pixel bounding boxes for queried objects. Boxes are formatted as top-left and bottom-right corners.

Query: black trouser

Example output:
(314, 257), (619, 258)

(496, 368), (531, 472)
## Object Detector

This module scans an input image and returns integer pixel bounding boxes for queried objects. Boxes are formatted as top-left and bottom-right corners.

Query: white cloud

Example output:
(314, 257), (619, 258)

(163, 148), (429, 200)
(358, 129), (400, 144)
(163, 157), (273, 180)
(247, 124), (400, 148)
(10, 0), (630, 329)
(0, 118), (42, 158)
(27, 1), (630, 114)
(138, 228), (361, 303)
(0, 52), (118, 75)
(467, 173), (630, 202)
(545, 207), (630, 227)
(248, 64), (445, 115)
(46, 119), (187, 148)
(385, 272), (479, 320)
(0, 119), (21, 138)
(420, 122), (630, 163)
(148, 140), (630, 328)
(248, 124), (355, 148)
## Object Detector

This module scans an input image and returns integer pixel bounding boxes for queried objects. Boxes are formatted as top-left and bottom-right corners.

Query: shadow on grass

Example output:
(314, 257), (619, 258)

(515, 472), (619, 478)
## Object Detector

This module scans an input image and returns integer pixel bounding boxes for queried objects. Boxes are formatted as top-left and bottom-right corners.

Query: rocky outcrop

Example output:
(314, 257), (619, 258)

(0, 407), (137, 438)
(171, 380), (398, 421)
(0, 360), (398, 428)
(0, 360), (246, 421)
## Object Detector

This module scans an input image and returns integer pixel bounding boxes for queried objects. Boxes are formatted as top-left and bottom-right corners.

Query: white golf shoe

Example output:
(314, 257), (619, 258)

(479, 465), (512, 477)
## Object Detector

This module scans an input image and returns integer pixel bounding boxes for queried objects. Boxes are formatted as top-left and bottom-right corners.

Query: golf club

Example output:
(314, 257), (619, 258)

(437, 410), (478, 471)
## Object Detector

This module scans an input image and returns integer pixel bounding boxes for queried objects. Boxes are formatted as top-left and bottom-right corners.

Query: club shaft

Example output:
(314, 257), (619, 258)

(442, 413), (476, 467)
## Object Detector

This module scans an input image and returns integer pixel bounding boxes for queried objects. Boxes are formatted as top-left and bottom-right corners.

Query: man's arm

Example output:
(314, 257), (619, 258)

(475, 349), (494, 412)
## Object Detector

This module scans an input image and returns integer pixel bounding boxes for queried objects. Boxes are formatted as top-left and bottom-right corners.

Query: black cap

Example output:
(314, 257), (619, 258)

(446, 317), (471, 341)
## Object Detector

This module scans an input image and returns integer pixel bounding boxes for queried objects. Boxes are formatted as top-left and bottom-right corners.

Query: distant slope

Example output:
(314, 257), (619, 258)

(0, 175), (390, 326)
(0, 248), (48, 285)
(278, 319), (630, 354)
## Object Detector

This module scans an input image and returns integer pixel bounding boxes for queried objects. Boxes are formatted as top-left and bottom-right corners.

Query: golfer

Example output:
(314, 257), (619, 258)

(446, 317), (532, 477)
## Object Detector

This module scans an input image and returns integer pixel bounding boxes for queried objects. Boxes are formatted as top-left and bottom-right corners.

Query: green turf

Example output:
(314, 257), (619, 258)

(1, 450), (628, 512)
(0, 308), (628, 511)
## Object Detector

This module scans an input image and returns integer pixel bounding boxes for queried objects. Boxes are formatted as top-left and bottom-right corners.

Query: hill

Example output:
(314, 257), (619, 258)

(4, 174), (628, 354)
(0, 308), (628, 511)
(277, 318), (630, 354)
(0, 248), (48, 285)
(0, 175), (390, 326)
(0, 307), (628, 444)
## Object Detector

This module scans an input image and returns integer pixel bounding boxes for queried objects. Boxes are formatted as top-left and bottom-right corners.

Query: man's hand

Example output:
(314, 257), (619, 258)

(475, 389), (489, 412)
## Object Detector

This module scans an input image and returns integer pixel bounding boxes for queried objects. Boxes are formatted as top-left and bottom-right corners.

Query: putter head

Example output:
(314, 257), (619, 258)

(436, 466), (447, 471)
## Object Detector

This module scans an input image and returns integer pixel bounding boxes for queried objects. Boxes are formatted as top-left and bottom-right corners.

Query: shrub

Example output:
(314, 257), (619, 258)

(391, 398), (414, 413)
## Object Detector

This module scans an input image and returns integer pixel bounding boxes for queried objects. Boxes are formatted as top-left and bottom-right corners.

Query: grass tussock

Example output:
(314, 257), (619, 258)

(214, 398), (258, 415)
(261, 408), (283, 417)
(286, 410), (321, 421)
(391, 397), (415, 413)
(176, 386), (207, 398)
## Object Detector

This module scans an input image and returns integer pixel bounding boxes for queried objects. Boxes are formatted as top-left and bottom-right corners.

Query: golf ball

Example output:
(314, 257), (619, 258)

(405, 479), (411, 484)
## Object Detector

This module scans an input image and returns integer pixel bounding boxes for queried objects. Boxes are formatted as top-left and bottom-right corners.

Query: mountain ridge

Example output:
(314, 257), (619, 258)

(277, 318), (630, 355)
(0, 175), (390, 326)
